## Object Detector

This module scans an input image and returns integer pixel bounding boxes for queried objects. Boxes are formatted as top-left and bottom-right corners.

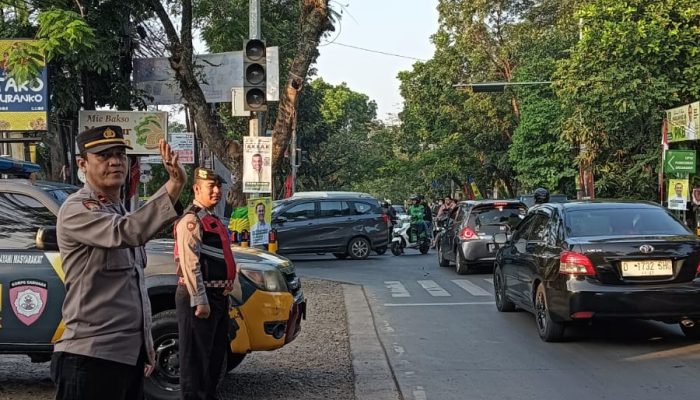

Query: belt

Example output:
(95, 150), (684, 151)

(178, 277), (234, 288)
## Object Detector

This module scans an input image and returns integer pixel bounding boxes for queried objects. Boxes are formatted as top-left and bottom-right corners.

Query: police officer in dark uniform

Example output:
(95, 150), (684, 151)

(53, 126), (186, 400)
(174, 167), (237, 400)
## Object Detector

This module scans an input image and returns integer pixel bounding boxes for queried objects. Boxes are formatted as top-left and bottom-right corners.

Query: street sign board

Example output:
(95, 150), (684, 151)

(664, 150), (696, 174)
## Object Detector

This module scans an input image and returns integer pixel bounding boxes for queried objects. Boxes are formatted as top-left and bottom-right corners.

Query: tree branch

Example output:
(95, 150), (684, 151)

(181, 0), (193, 56)
(147, 0), (181, 46)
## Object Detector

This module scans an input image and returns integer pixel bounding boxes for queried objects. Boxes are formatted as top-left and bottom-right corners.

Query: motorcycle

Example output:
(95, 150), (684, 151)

(391, 215), (430, 255)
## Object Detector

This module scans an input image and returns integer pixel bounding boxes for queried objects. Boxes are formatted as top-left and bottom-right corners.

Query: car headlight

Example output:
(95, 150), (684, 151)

(239, 267), (288, 292)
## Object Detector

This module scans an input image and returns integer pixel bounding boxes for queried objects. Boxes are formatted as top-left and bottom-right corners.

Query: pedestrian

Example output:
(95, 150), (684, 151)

(174, 167), (237, 400)
(52, 126), (186, 400)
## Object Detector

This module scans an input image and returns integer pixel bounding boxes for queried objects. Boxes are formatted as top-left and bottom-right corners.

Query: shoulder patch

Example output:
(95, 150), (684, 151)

(82, 199), (101, 211)
(187, 221), (197, 231)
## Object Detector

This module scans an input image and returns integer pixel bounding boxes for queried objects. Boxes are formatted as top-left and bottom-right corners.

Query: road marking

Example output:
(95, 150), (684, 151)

(414, 386), (427, 400)
(451, 279), (492, 296)
(392, 344), (405, 356)
(384, 281), (410, 297)
(484, 278), (494, 284)
(384, 301), (495, 307)
(382, 320), (395, 333)
(418, 280), (451, 297)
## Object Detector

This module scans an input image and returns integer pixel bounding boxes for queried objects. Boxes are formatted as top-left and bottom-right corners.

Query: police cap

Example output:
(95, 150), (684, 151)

(194, 167), (222, 185)
(77, 125), (133, 154)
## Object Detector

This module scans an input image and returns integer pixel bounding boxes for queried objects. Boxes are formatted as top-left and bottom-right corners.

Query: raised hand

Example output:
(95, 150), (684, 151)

(159, 139), (186, 186)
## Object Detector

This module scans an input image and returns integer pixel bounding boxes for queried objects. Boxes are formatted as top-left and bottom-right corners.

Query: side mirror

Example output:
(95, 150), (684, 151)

(493, 232), (508, 245)
(36, 227), (58, 251)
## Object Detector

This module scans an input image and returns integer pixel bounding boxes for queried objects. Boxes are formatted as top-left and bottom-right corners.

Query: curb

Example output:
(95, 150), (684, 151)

(343, 284), (402, 400)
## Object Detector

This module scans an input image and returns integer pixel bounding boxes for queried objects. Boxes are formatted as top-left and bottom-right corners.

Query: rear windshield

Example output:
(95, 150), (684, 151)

(565, 208), (690, 237)
(468, 204), (527, 234)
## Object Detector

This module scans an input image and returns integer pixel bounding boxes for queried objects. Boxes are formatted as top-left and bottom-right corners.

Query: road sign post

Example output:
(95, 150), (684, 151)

(664, 150), (696, 174)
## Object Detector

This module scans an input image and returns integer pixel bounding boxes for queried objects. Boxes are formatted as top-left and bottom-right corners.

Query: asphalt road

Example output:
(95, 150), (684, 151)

(291, 250), (700, 400)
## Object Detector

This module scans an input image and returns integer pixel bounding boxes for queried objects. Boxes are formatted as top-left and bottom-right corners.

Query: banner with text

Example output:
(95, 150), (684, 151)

(78, 111), (168, 155)
(242, 136), (272, 193)
(141, 132), (195, 164)
(0, 39), (48, 131)
(666, 101), (699, 143)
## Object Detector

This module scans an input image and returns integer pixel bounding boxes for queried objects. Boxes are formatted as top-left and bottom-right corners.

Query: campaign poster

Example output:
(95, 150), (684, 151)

(0, 39), (48, 131)
(666, 102), (700, 143)
(248, 197), (272, 246)
(668, 178), (688, 211)
(242, 136), (272, 193)
(78, 111), (168, 155)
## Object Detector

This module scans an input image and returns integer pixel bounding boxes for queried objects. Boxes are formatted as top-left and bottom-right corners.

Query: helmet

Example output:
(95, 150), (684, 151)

(533, 187), (550, 204)
(409, 194), (420, 201)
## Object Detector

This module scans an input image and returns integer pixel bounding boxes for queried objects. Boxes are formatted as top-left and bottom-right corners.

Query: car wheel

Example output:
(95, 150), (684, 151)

(375, 246), (387, 255)
(534, 284), (565, 342)
(437, 244), (450, 267)
(391, 241), (402, 256)
(226, 352), (246, 372)
(494, 266), (515, 312)
(348, 237), (370, 260)
(680, 320), (700, 340)
(455, 249), (472, 275)
(333, 253), (348, 259)
(145, 310), (180, 400)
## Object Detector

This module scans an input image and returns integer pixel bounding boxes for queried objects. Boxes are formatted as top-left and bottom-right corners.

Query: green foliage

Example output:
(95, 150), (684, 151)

(555, 0), (700, 199)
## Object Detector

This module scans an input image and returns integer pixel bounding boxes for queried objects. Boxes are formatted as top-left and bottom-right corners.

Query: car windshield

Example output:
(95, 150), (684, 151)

(45, 187), (78, 205)
(468, 204), (527, 234)
(565, 207), (691, 237)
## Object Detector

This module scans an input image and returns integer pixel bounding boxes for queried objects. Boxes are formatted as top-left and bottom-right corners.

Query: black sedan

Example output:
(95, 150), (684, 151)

(493, 201), (700, 342)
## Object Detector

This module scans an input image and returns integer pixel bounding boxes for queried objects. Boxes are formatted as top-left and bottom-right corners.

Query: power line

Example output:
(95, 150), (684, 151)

(325, 41), (427, 61)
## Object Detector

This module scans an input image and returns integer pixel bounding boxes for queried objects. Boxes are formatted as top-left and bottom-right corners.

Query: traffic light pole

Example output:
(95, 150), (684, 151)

(249, 0), (262, 138)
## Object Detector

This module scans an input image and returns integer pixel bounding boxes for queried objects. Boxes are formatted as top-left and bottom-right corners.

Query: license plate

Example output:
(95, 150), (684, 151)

(620, 260), (672, 277)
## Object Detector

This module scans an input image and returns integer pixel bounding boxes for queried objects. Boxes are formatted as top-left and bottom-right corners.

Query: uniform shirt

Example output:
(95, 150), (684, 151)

(174, 200), (210, 307)
(55, 184), (179, 366)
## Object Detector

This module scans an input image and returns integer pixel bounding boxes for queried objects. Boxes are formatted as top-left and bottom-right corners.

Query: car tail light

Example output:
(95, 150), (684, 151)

(571, 311), (594, 319)
(559, 251), (595, 276)
(382, 214), (389, 224)
(459, 227), (477, 240)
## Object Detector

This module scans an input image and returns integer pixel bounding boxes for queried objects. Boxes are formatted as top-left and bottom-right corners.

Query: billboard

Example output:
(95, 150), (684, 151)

(78, 111), (167, 155)
(666, 101), (699, 143)
(0, 39), (48, 131)
(248, 197), (272, 246)
(242, 136), (272, 193)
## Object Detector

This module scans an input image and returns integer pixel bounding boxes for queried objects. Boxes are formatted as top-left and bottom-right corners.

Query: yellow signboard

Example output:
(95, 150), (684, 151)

(0, 39), (48, 131)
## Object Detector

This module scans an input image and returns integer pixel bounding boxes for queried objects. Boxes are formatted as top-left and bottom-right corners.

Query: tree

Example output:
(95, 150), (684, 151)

(555, 0), (700, 199)
(147, 0), (336, 197)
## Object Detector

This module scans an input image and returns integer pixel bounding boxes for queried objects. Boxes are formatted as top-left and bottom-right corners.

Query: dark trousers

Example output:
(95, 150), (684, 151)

(176, 285), (229, 400)
(50, 351), (144, 400)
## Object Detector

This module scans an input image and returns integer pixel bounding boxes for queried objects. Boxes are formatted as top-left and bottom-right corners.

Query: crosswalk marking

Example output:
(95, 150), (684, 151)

(451, 279), (492, 296)
(417, 280), (451, 297)
(384, 281), (410, 297)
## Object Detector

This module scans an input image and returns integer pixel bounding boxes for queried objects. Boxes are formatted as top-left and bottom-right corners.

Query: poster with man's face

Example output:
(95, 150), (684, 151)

(248, 197), (272, 246)
(243, 136), (272, 193)
(668, 178), (688, 210)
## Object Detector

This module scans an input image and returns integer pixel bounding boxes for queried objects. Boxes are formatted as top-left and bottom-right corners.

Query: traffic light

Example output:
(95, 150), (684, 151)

(243, 39), (267, 112)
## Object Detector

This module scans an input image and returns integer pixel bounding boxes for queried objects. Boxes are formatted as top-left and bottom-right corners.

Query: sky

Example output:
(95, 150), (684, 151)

(314, 1), (440, 122)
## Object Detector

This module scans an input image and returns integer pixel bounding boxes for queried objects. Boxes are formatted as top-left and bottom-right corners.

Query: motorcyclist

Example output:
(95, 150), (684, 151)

(381, 200), (397, 228)
(407, 194), (427, 242)
(436, 195), (457, 222)
(529, 187), (550, 212)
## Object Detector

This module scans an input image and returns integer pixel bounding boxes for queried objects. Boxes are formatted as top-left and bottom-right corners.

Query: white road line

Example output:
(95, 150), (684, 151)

(484, 278), (494, 284)
(451, 279), (492, 296)
(413, 386), (427, 400)
(384, 301), (495, 307)
(418, 280), (451, 297)
(384, 281), (410, 297)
